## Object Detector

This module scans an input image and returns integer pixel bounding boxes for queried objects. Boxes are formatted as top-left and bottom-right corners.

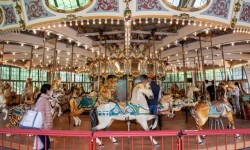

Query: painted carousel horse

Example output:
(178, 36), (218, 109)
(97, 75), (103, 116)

(3, 82), (13, 106)
(22, 78), (33, 103)
(161, 85), (200, 117)
(6, 93), (61, 130)
(69, 90), (84, 126)
(50, 93), (64, 119)
(52, 77), (64, 94)
(33, 86), (40, 100)
(189, 85), (240, 144)
(0, 82), (8, 121)
(91, 82), (159, 146)
(6, 103), (33, 129)
(158, 94), (175, 118)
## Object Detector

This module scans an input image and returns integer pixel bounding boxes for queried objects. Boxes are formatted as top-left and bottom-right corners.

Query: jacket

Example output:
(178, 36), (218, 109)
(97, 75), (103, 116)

(35, 93), (53, 130)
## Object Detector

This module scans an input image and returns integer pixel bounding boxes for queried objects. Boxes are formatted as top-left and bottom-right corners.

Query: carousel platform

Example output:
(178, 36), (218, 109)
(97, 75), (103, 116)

(0, 110), (249, 150)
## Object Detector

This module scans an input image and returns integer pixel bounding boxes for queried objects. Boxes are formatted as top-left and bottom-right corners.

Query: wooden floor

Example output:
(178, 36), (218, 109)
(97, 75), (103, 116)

(0, 110), (250, 150)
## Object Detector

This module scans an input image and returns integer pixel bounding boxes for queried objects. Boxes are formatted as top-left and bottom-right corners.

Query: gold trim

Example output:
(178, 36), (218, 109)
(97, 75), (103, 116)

(45, 0), (93, 14)
(162, 0), (211, 12)
(0, 7), (3, 26)
(25, 16), (123, 29)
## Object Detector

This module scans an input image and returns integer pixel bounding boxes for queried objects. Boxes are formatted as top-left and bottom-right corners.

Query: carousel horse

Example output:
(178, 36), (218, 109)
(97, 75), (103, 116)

(50, 93), (64, 119)
(91, 82), (159, 146)
(52, 77), (64, 94)
(158, 94), (174, 118)
(0, 82), (8, 121)
(189, 85), (240, 144)
(22, 78), (33, 103)
(6, 103), (33, 129)
(5, 93), (61, 130)
(161, 85), (200, 117)
(33, 86), (40, 100)
(170, 83), (180, 95)
(69, 90), (84, 126)
(3, 82), (13, 106)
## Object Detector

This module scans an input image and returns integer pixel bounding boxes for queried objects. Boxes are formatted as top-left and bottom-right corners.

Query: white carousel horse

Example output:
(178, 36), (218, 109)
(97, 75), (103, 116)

(92, 82), (159, 146)
(0, 82), (8, 121)
(164, 85), (200, 117)
(50, 93), (64, 119)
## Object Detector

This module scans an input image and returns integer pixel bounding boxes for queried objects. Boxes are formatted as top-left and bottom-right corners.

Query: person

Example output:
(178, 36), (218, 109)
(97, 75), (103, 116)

(205, 80), (211, 89)
(146, 74), (161, 129)
(232, 82), (241, 115)
(206, 80), (215, 101)
(33, 84), (53, 150)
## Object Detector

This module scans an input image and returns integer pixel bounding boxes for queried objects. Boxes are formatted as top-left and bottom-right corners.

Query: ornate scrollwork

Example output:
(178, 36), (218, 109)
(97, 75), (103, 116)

(25, 0), (48, 20)
(3, 6), (16, 24)
(206, 0), (230, 18)
(94, 0), (118, 11)
(240, 3), (250, 23)
(137, 0), (162, 10)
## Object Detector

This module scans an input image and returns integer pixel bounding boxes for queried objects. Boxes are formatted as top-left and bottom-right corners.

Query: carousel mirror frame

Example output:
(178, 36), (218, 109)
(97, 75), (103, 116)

(0, 8), (3, 25)
(45, 0), (93, 13)
(162, 0), (211, 12)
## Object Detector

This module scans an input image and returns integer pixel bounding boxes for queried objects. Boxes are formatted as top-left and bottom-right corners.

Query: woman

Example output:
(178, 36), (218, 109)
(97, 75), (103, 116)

(232, 82), (241, 115)
(33, 84), (53, 150)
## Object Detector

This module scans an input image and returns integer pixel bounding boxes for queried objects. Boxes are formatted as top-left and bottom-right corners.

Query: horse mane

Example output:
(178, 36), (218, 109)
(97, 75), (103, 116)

(216, 85), (226, 102)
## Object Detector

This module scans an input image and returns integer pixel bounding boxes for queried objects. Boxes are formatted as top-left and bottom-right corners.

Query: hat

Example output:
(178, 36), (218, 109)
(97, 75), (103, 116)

(147, 73), (155, 79)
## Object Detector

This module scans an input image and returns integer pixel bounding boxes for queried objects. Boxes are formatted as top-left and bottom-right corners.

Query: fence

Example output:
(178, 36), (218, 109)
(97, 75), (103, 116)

(0, 128), (249, 150)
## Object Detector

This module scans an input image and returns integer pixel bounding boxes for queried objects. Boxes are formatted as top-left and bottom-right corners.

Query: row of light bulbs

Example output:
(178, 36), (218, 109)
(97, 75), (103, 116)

(166, 39), (249, 59)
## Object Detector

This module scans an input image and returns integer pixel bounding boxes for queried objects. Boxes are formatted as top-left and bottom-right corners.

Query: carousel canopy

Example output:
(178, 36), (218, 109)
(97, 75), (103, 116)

(0, 0), (249, 75)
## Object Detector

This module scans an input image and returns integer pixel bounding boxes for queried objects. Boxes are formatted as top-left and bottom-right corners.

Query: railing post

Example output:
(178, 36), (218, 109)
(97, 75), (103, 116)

(177, 131), (184, 150)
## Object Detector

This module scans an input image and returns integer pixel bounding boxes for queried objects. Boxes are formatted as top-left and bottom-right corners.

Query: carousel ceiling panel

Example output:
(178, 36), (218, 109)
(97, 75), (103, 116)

(1, 4), (18, 28)
(237, 1), (250, 27)
(23, 0), (56, 22)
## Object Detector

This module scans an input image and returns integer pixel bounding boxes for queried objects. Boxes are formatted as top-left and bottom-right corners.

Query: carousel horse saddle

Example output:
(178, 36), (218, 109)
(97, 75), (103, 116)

(109, 103), (149, 116)
(209, 101), (232, 116)
(211, 101), (222, 112)
(117, 102), (126, 113)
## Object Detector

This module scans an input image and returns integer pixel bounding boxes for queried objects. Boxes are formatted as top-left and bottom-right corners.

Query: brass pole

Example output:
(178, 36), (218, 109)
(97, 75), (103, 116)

(51, 37), (58, 83)
(210, 39), (216, 99)
(196, 49), (203, 91)
(29, 46), (34, 78)
(221, 45), (227, 82)
(180, 40), (187, 95)
(0, 43), (4, 81)
(97, 39), (101, 97)
(42, 34), (46, 84)
(198, 36), (207, 98)
(71, 43), (74, 82)
(153, 38), (157, 81)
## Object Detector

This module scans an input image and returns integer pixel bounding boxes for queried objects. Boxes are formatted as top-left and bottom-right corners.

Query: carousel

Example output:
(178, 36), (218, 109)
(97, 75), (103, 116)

(0, 0), (250, 149)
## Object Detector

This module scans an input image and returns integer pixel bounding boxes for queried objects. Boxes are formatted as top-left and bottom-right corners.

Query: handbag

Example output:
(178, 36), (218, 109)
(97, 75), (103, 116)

(19, 110), (43, 129)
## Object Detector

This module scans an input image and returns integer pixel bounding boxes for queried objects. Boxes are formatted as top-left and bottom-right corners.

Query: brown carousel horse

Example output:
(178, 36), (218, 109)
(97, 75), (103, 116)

(3, 83), (17, 106)
(22, 78), (33, 104)
(190, 84), (240, 144)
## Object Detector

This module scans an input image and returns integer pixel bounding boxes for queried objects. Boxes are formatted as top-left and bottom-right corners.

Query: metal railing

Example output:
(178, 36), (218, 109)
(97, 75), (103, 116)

(0, 128), (249, 150)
